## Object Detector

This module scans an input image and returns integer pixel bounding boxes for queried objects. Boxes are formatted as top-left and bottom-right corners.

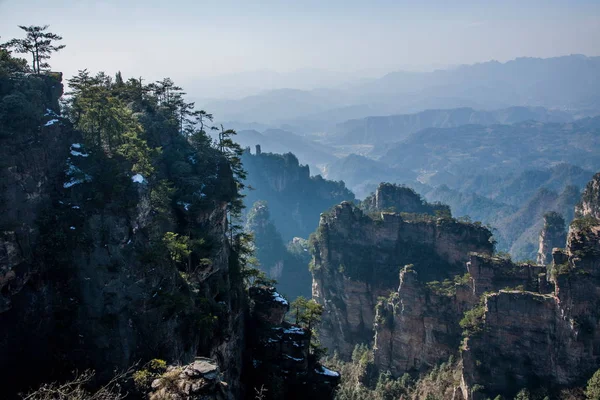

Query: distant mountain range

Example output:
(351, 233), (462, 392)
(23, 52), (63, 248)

(331, 106), (574, 145)
(201, 55), (600, 132)
(380, 116), (600, 178)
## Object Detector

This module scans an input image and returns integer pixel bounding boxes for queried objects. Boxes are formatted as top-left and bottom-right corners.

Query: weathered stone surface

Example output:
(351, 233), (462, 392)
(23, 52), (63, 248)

(249, 286), (289, 325)
(460, 173), (600, 399)
(575, 172), (600, 219)
(150, 358), (231, 400)
(460, 291), (576, 399)
(311, 201), (493, 359)
(361, 182), (451, 216)
(536, 212), (567, 266)
(467, 253), (545, 297)
(0, 74), (245, 397)
(374, 266), (476, 376)
(246, 285), (339, 399)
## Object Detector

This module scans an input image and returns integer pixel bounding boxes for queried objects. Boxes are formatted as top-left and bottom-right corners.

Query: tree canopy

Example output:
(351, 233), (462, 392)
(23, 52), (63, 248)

(3, 25), (65, 73)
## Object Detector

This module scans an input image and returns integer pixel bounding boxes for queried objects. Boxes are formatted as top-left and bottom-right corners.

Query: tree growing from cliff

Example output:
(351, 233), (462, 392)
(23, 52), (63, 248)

(290, 297), (324, 335)
(3, 25), (65, 73)
(587, 368), (600, 400)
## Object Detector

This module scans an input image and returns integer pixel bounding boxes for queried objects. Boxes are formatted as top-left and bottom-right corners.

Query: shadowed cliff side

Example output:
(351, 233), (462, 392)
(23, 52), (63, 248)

(0, 69), (245, 397)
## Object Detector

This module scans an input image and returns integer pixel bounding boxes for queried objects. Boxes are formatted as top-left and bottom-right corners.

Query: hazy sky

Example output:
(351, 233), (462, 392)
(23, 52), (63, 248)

(1, 0), (599, 92)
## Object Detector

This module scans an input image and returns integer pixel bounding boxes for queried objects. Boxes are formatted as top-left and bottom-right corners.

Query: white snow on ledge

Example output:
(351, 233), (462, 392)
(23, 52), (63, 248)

(315, 366), (340, 377)
(131, 174), (145, 184)
(70, 150), (89, 157)
(272, 291), (288, 306)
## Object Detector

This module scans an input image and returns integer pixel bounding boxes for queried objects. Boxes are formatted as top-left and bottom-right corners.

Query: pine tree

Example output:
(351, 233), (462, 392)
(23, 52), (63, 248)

(3, 25), (65, 73)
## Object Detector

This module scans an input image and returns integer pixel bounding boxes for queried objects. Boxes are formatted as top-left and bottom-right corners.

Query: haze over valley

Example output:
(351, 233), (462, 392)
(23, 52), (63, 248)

(2, 1), (600, 399)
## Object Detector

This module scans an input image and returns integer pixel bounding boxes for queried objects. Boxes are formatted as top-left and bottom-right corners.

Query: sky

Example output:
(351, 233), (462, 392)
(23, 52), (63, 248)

(1, 0), (599, 98)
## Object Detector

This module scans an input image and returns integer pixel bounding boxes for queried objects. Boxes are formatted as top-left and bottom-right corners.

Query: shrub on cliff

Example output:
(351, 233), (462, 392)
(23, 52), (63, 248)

(586, 368), (600, 400)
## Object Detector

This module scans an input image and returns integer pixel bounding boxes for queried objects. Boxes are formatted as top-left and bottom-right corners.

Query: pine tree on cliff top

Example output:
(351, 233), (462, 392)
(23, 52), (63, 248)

(3, 25), (65, 73)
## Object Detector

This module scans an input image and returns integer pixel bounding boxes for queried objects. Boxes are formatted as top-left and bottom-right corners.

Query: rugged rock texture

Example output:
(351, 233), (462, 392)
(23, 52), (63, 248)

(311, 200), (493, 359)
(0, 74), (72, 314)
(0, 74), (245, 397)
(245, 286), (340, 399)
(460, 173), (600, 399)
(536, 211), (567, 265)
(361, 182), (450, 216)
(149, 358), (232, 400)
(371, 252), (549, 378)
(467, 254), (546, 296)
(373, 266), (475, 377)
(461, 291), (579, 399)
(576, 172), (600, 219)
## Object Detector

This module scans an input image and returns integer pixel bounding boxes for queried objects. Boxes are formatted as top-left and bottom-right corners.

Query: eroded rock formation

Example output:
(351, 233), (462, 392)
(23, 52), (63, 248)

(536, 211), (567, 265)
(311, 195), (493, 359)
(460, 172), (600, 399)
(0, 73), (244, 397)
(245, 286), (340, 400)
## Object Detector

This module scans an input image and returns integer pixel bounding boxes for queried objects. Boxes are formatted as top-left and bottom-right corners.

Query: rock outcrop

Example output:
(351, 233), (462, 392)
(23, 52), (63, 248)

(373, 265), (475, 377)
(0, 73), (245, 397)
(311, 198), (493, 359)
(361, 182), (451, 216)
(536, 211), (567, 265)
(460, 172), (600, 399)
(149, 358), (232, 400)
(245, 286), (340, 400)
(311, 174), (600, 398)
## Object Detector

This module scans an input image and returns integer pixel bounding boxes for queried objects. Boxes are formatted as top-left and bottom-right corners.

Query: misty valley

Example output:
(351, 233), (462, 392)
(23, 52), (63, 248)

(1, 5), (600, 400)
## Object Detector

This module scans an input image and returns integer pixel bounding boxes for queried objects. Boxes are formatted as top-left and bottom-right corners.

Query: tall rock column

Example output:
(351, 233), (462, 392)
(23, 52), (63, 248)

(536, 211), (567, 265)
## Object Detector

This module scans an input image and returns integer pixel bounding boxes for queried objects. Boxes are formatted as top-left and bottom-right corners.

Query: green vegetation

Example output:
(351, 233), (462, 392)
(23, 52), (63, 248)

(327, 348), (462, 400)
(460, 296), (487, 337)
(132, 358), (168, 391)
(245, 201), (313, 298)
(586, 368), (600, 400)
(242, 151), (354, 241)
(289, 296), (326, 358)
(572, 216), (600, 231)
(361, 182), (451, 218)
(426, 273), (472, 297)
(2, 25), (65, 73)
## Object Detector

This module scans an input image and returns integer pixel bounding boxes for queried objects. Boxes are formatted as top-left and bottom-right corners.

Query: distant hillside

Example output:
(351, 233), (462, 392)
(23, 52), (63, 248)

(426, 163), (595, 205)
(201, 55), (600, 131)
(413, 163), (591, 260)
(331, 106), (574, 145)
(380, 117), (600, 179)
(323, 154), (412, 199)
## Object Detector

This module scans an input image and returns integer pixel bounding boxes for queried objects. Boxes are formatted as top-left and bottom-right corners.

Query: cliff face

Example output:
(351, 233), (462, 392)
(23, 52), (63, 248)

(372, 253), (547, 379)
(244, 286), (340, 399)
(310, 199), (493, 359)
(460, 173), (600, 399)
(536, 211), (567, 265)
(242, 150), (354, 241)
(576, 172), (600, 219)
(0, 74), (245, 397)
(373, 266), (475, 377)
